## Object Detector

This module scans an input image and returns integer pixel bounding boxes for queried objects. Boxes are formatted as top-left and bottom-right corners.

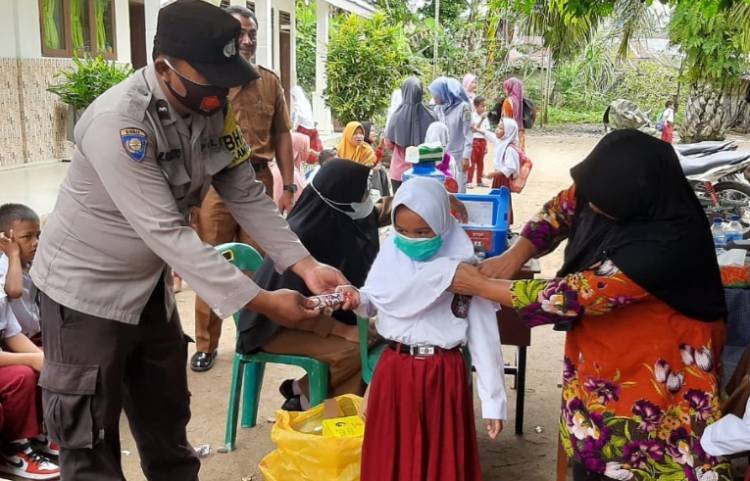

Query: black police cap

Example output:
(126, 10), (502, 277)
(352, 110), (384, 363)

(154, 0), (259, 88)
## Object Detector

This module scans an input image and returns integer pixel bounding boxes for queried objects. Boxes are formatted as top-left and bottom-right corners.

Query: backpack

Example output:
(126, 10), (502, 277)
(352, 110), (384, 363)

(522, 98), (537, 129)
(509, 146), (533, 194)
(656, 112), (665, 132)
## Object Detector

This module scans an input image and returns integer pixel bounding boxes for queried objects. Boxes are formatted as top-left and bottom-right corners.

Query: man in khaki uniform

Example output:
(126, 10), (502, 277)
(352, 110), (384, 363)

(30, 2), (347, 480)
(192, 4), (298, 372)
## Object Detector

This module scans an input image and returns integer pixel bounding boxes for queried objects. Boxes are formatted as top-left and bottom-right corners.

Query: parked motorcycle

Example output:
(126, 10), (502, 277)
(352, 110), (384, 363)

(680, 148), (750, 236)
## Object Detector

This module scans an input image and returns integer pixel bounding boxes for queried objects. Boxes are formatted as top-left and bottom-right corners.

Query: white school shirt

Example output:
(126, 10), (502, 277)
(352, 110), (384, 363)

(701, 396), (750, 456)
(472, 113), (490, 140)
(0, 254), (40, 338)
(662, 107), (674, 125)
(481, 130), (520, 178)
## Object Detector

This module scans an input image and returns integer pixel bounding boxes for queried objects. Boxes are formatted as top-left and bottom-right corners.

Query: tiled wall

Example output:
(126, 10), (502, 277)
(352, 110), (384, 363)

(0, 58), (74, 168)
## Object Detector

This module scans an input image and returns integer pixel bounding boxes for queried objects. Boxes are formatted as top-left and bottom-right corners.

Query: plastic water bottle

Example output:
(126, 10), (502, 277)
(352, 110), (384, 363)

(711, 218), (727, 250)
(726, 215), (744, 245)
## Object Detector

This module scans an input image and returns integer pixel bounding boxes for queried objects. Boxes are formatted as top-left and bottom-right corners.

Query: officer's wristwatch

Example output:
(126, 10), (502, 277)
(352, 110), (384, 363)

(283, 184), (298, 194)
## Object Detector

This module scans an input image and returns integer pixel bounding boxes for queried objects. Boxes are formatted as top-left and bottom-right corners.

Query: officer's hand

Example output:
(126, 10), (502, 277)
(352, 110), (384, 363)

(278, 192), (295, 216)
(247, 289), (319, 328)
(292, 257), (351, 296)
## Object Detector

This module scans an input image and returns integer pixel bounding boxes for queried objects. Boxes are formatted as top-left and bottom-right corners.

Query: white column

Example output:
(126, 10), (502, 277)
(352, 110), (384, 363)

(114, 0), (131, 64)
(290, 4), (297, 88)
(144, 0), (160, 64)
(313, 0), (331, 131)
(254, 0), (272, 69)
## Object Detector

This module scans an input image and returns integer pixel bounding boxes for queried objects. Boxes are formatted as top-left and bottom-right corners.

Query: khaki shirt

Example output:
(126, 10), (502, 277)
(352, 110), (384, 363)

(31, 66), (309, 324)
(230, 66), (292, 164)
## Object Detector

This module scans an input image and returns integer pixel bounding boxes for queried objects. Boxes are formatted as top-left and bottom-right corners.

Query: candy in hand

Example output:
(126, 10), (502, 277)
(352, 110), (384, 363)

(308, 292), (347, 310)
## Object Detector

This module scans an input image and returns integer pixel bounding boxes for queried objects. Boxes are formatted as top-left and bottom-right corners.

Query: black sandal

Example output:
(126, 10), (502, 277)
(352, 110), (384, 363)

(281, 396), (303, 412)
(190, 351), (217, 372)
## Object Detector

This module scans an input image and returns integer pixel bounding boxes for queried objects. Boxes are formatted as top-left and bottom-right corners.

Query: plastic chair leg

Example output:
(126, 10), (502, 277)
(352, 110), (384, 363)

(307, 364), (330, 407)
(224, 355), (245, 452)
(241, 362), (266, 428)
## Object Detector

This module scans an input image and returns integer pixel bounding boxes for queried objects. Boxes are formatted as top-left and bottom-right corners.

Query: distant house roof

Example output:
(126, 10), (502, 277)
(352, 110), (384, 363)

(326, 0), (376, 17)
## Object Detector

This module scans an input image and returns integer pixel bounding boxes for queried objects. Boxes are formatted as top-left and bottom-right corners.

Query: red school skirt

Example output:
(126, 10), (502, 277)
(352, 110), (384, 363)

(360, 347), (482, 481)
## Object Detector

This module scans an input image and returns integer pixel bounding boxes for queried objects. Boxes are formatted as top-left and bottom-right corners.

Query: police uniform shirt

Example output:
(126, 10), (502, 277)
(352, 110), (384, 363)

(31, 65), (309, 324)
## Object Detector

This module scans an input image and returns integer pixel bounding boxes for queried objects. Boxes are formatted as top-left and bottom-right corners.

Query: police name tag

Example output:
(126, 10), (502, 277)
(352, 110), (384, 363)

(120, 128), (148, 162)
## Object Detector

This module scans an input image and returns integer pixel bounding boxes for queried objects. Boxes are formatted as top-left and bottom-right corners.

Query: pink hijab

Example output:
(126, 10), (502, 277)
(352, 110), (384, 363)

(271, 132), (308, 207)
(463, 73), (477, 93)
(503, 77), (524, 129)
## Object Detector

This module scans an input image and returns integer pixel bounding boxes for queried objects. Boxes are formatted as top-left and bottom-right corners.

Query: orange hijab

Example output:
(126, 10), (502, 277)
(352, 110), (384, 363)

(337, 121), (376, 167)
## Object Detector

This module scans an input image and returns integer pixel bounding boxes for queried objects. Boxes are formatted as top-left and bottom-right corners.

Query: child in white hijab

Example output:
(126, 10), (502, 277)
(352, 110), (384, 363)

(474, 117), (521, 222)
(341, 177), (506, 481)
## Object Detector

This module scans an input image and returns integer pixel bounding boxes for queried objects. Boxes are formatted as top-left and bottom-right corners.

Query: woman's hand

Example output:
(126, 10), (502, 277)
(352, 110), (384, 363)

(479, 238), (537, 279)
(485, 419), (503, 440)
(450, 263), (487, 297)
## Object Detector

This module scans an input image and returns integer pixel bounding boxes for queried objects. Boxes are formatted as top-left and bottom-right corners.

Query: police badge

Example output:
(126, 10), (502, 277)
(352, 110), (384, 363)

(120, 128), (148, 162)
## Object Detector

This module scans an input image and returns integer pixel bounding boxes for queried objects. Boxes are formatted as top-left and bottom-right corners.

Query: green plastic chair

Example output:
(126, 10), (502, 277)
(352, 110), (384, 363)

(216, 243), (330, 452)
(357, 316), (387, 384)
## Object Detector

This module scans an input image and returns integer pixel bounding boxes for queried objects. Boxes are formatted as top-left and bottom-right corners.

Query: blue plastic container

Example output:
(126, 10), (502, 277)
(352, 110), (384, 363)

(454, 188), (510, 258)
(402, 163), (446, 184)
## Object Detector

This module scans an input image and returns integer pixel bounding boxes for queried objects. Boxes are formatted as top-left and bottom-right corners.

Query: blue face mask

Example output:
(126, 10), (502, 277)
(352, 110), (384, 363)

(394, 233), (443, 262)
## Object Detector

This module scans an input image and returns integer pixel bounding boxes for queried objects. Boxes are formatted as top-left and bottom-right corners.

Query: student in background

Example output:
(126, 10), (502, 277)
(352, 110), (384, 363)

(0, 205), (41, 342)
(469, 96), (490, 188)
(660, 100), (676, 144)
(502, 77), (526, 150)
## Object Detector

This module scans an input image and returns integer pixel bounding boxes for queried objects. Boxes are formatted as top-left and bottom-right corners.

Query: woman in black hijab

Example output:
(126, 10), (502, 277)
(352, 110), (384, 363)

(452, 130), (730, 480)
(237, 159), (379, 410)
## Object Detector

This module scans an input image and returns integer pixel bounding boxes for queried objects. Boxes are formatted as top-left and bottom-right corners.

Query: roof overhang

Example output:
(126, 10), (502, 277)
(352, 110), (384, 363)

(324, 0), (376, 18)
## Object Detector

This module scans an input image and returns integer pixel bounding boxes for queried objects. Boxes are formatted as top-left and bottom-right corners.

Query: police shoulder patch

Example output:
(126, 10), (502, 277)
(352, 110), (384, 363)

(120, 128), (148, 162)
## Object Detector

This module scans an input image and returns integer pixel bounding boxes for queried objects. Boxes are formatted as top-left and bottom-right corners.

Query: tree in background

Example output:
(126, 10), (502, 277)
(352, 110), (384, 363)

(324, 12), (412, 124)
(295, 0), (317, 94)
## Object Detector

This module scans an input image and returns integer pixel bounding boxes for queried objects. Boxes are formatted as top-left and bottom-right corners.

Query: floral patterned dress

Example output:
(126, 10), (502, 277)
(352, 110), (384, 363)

(511, 186), (730, 481)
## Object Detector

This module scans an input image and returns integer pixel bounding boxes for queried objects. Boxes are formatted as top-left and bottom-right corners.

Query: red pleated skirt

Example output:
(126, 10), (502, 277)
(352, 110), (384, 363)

(360, 347), (482, 481)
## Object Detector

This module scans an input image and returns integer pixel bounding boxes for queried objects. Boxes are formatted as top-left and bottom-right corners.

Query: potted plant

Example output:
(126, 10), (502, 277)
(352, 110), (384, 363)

(48, 55), (133, 142)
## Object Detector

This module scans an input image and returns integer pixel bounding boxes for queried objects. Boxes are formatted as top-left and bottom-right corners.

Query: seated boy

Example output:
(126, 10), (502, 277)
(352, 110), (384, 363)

(0, 204), (59, 479)
(0, 204), (42, 341)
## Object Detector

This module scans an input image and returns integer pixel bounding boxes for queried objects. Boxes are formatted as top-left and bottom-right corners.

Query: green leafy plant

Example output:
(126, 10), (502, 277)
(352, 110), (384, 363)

(47, 55), (133, 111)
(324, 12), (411, 124)
(295, 0), (317, 94)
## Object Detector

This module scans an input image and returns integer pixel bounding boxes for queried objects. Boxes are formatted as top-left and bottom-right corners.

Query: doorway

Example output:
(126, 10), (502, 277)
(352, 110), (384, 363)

(129, 0), (147, 69)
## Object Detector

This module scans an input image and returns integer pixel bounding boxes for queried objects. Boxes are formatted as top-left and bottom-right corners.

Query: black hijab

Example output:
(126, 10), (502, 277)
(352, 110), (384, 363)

(561, 129), (726, 322)
(237, 160), (379, 353)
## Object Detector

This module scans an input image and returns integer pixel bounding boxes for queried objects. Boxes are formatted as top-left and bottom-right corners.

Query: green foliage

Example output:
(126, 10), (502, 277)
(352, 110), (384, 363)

(295, 0), (317, 94)
(324, 12), (412, 124)
(547, 105), (603, 124)
(47, 55), (133, 111)
(669, 1), (748, 89)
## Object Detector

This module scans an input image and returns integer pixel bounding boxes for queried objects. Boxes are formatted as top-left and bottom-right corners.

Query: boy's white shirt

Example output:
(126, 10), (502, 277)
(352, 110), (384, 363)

(356, 177), (507, 420)
(662, 107), (675, 124)
(0, 254), (41, 338)
(471, 113), (490, 139)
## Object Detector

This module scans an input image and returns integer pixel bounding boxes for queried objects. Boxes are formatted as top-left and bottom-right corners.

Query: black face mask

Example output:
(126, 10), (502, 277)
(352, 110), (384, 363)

(163, 60), (229, 116)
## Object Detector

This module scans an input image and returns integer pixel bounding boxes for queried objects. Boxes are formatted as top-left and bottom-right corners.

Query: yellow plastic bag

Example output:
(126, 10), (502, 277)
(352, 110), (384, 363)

(259, 394), (364, 481)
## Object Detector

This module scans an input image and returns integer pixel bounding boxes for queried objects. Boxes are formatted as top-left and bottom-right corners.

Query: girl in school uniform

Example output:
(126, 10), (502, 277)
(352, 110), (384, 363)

(476, 117), (521, 223)
(342, 177), (507, 481)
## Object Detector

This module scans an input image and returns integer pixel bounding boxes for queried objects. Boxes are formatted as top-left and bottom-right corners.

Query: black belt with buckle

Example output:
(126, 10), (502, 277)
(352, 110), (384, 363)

(387, 341), (458, 357)
(252, 161), (268, 172)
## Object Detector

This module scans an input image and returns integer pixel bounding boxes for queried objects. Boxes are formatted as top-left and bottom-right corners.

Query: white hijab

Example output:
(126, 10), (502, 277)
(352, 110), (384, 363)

(492, 118), (520, 177)
(424, 121), (449, 149)
(384, 88), (404, 133)
(291, 86), (314, 129)
(363, 177), (474, 318)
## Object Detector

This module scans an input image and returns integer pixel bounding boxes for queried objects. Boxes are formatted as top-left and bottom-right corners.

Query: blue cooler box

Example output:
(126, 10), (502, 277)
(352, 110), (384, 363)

(454, 188), (510, 258)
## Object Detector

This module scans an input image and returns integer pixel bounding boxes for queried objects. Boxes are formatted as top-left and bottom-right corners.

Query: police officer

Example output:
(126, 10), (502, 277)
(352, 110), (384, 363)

(30, 1), (348, 479)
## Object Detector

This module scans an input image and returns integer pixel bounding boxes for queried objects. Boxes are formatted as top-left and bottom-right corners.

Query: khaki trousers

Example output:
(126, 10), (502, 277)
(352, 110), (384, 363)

(194, 167), (273, 353)
(263, 322), (365, 397)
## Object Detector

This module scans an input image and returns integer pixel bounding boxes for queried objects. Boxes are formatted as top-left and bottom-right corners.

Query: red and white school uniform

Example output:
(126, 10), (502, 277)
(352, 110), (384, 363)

(356, 178), (507, 481)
